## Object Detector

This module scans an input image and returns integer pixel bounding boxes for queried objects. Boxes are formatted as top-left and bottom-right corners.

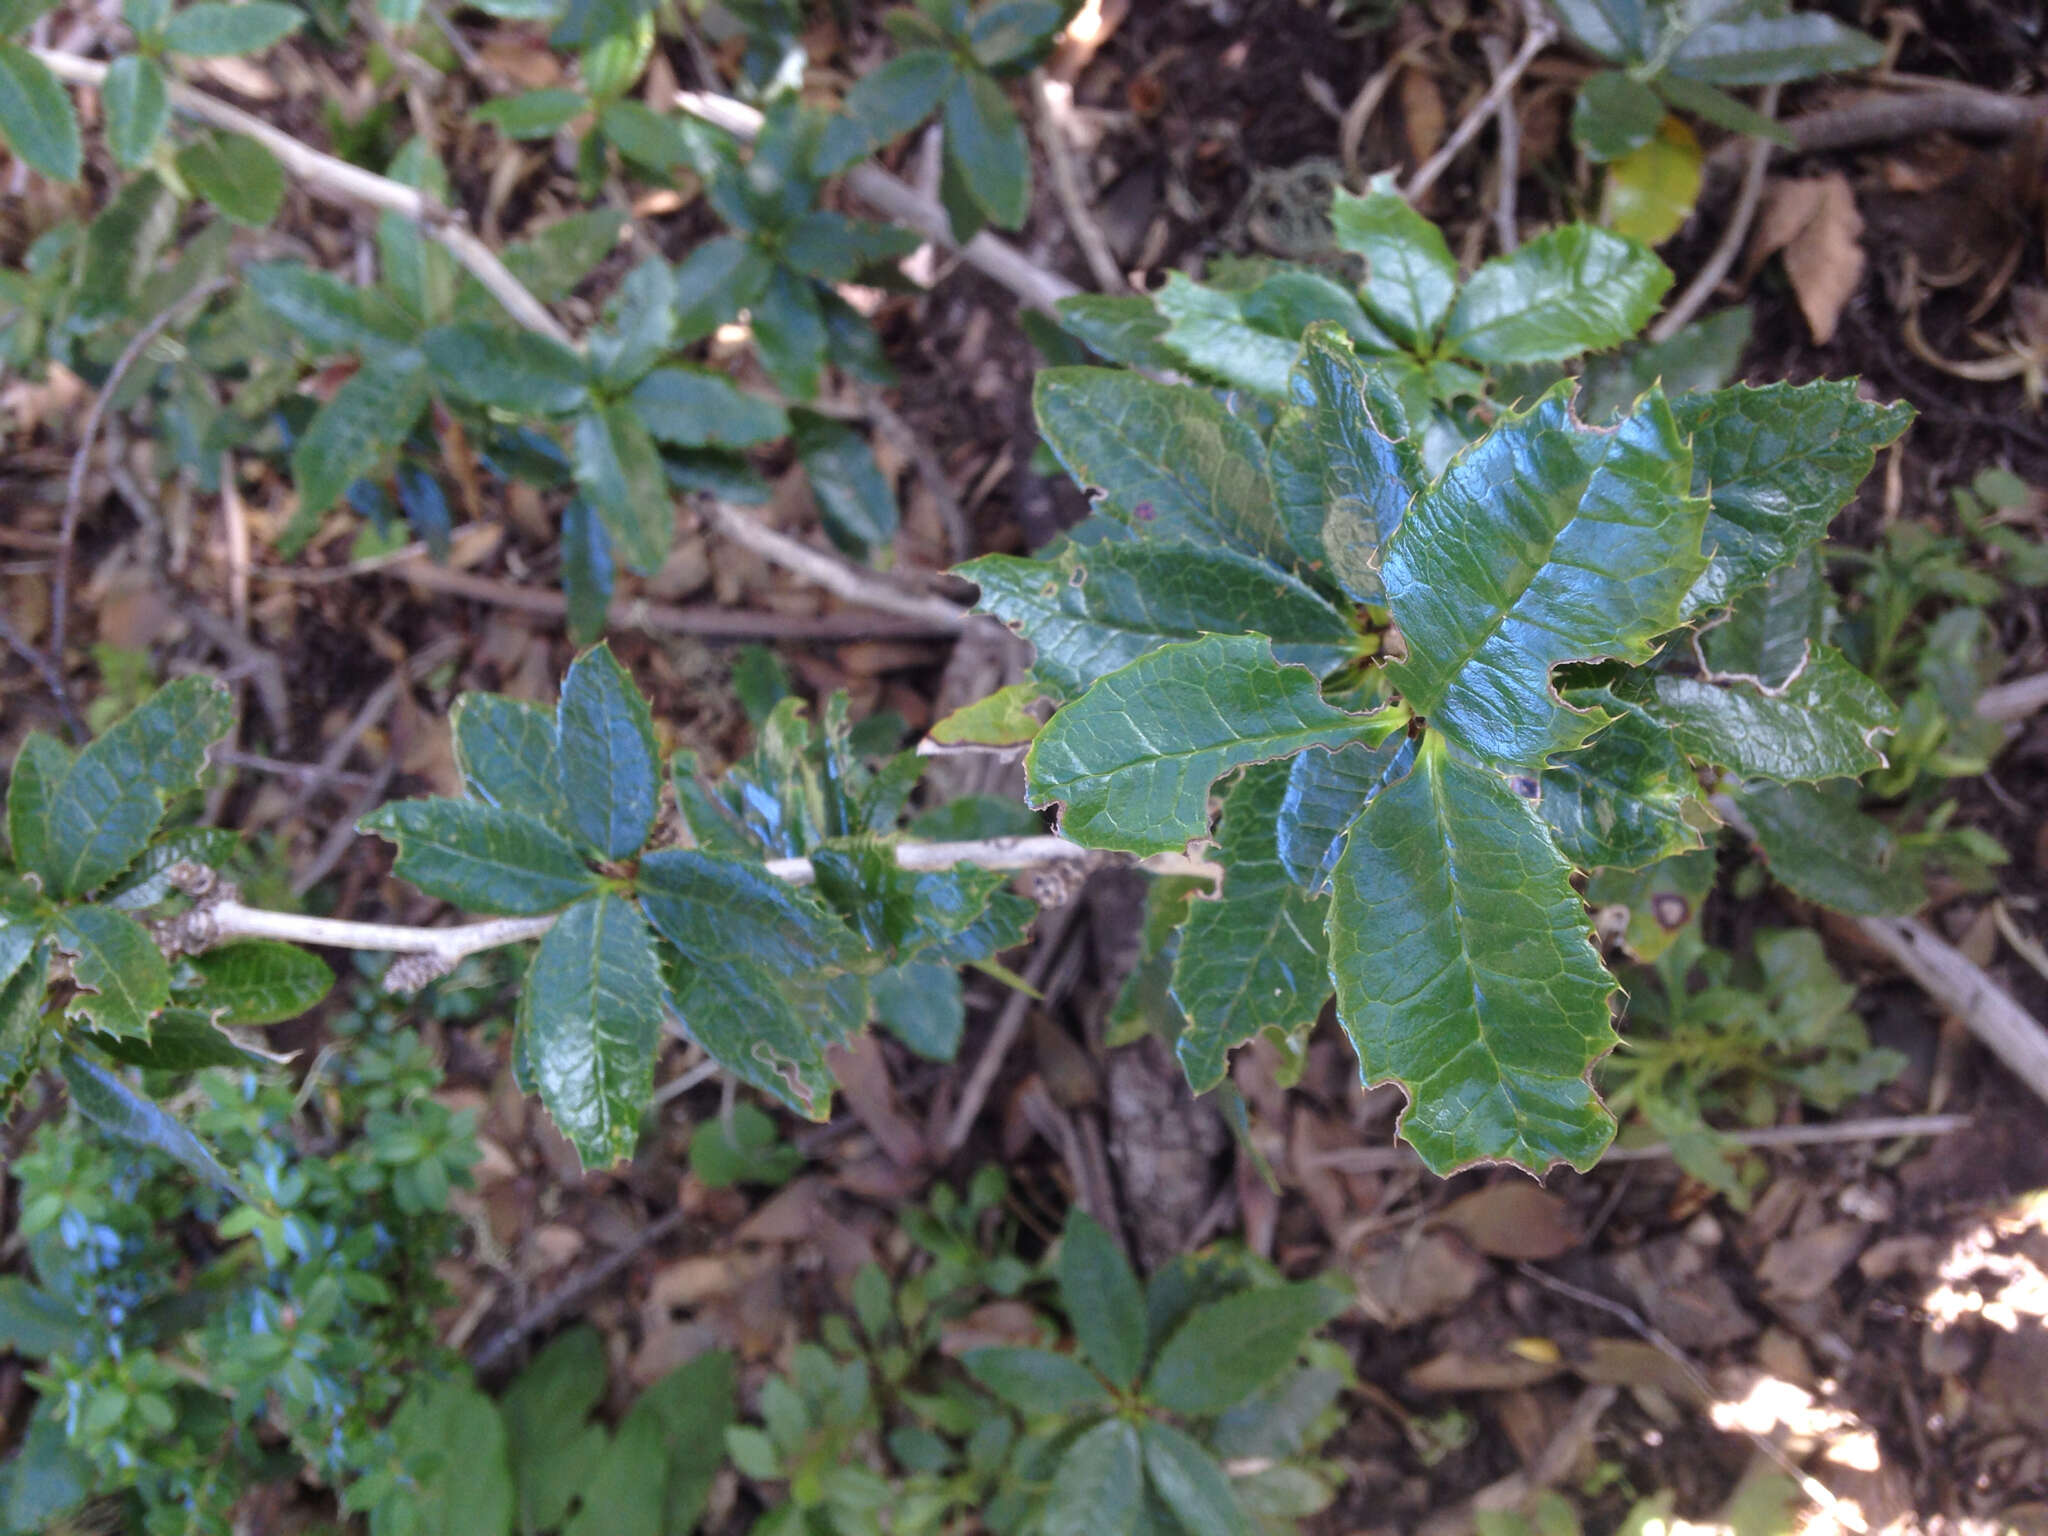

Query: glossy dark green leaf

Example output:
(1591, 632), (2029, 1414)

(1151, 269), (1388, 400)
(750, 264), (828, 400)
(962, 1347), (1110, 1415)
(291, 354), (429, 525)
(174, 131), (284, 225)
(452, 692), (572, 832)
(781, 210), (923, 283)
(1267, 324), (1422, 602)
(0, 943), (48, 1108)
(1147, 1283), (1334, 1415)
(88, 1007), (264, 1071)
(1034, 368), (1289, 564)
(0, 42), (80, 182)
(101, 828), (239, 912)
(943, 68), (1029, 228)
(638, 848), (869, 979)
(1330, 185), (1458, 349)
(555, 642), (660, 860)
(808, 841), (1009, 961)
(61, 1050), (245, 1195)
(1539, 698), (1704, 871)
(0, 888), (41, 994)
(1574, 305), (1750, 424)
(1275, 735), (1412, 893)
(181, 940), (331, 1024)
(7, 733), (72, 889)
(630, 366), (788, 449)
(1385, 386), (1705, 769)
(161, 0), (301, 53)
(424, 323), (590, 415)
(1328, 737), (1617, 1174)
(357, 799), (601, 914)
(54, 906), (166, 1039)
(872, 959), (964, 1061)
(1618, 645), (1894, 781)
(1053, 294), (1181, 373)
(1698, 546), (1823, 689)
(1057, 1207), (1145, 1386)
(791, 410), (897, 552)
(523, 892), (665, 1166)
(37, 676), (233, 899)
(1174, 762), (1330, 1091)
(1732, 780), (1922, 915)
(561, 498), (614, 646)
(668, 948), (862, 1120)
(1674, 383), (1913, 610)
(1572, 70), (1663, 161)
(1043, 1421), (1143, 1536)
(589, 253), (674, 389)
(571, 402), (672, 575)
(1444, 225), (1672, 364)
(1141, 1421), (1250, 1536)
(1668, 11), (1883, 85)
(960, 540), (1357, 696)
(247, 260), (414, 356)
(816, 48), (954, 174)
(672, 235), (771, 343)
(103, 55), (169, 169)
(1027, 635), (1386, 856)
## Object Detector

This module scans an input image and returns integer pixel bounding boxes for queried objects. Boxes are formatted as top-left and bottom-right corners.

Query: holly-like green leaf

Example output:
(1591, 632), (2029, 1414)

(89, 1007), (265, 1072)
(522, 892), (665, 1167)
(962, 1347), (1111, 1416)
(180, 940), (331, 1024)
(571, 402), (672, 575)
(1151, 269), (1390, 400)
(1385, 387), (1705, 769)
(1267, 325), (1422, 602)
(1141, 1421), (1251, 1536)
(451, 692), (572, 832)
(1668, 11), (1883, 85)
(424, 323), (590, 416)
(943, 67), (1029, 228)
(37, 676), (233, 900)
(1053, 293), (1180, 373)
(808, 842), (1010, 963)
(1330, 185), (1458, 350)
(1443, 226), (1672, 364)
(1328, 737), (1617, 1174)
(751, 265), (829, 401)
(1575, 305), (1751, 425)
(1618, 645), (1894, 781)
(561, 498), (614, 647)
(1173, 763), (1330, 1090)
(0, 41), (81, 182)
(589, 253), (674, 389)
(0, 942), (48, 1108)
(1034, 369), (1289, 565)
(6, 732), (72, 891)
(1698, 547), (1823, 689)
(1539, 697), (1705, 871)
(791, 410), (897, 552)
(161, 0), (301, 53)
(55, 906), (168, 1039)
(1675, 383), (1913, 610)
(1571, 70), (1664, 161)
(817, 47), (955, 174)
(175, 131), (285, 225)
(1732, 780), (1922, 916)
(60, 1051), (245, 1195)
(1275, 736), (1412, 893)
(873, 959), (965, 1061)
(1027, 636), (1387, 856)
(961, 540), (1358, 696)
(781, 211), (922, 283)
(630, 366), (788, 449)
(1584, 848), (1714, 961)
(1056, 1207), (1145, 1386)
(1043, 1421), (1143, 1536)
(358, 800), (601, 914)
(638, 849), (869, 982)
(664, 951), (863, 1120)
(291, 354), (430, 525)
(103, 55), (169, 169)
(248, 260), (415, 356)
(0, 887), (41, 994)
(555, 643), (660, 860)
(1146, 1283), (1334, 1415)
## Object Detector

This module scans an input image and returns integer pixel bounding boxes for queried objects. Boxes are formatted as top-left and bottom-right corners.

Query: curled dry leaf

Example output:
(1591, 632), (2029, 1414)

(1749, 174), (1865, 344)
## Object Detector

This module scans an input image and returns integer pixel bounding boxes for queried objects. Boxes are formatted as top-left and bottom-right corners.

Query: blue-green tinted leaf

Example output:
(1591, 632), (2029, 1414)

(791, 410), (897, 552)
(1444, 225), (1672, 364)
(556, 642), (660, 859)
(781, 210), (922, 283)
(817, 48), (954, 174)
(161, 0), (300, 53)
(181, 940), (331, 1024)
(248, 260), (414, 355)
(523, 892), (665, 1166)
(0, 43), (80, 183)
(943, 68), (1029, 228)
(291, 355), (430, 524)
(103, 55), (169, 169)
(89, 1007), (266, 1071)
(1549, 0), (1646, 58)
(1698, 546), (1822, 689)
(7, 732), (73, 891)
(1028, 635), (1385, 856)
(589, 253), (674, 389)
(1052, 293), (1181, 373)
(61, 1050), (245, 1195)
(1275, 735), (1411, 893)
(872, 959), (963, 1060)
(1033, 369), (1289, 564)
(962, 1347), (1110, 1416)
(1152, 269), (1395, 400)
(1669, 12), (1883, 85)
(0, 941), (48, 1107)
(1140, 1421), (1250, 1536)
(571, 402), (672, 575)
(1058, 1207), (1145, 1386)
(561, 498), (614, 646)
(1572, 70), (1663, 161)
(1173, 762), (1330, 1090)
(1731, 780), (1921, 915)
(474, 86), (587, 137)
(1328, 737), (1617, 1174)
(1575, 305), (1750, 425)
(1384, 387), (1707, 770)
(358, 800), (601, 914)
(452, 692), (572, 831)
(1330, 185), (1458, 349)
(630, 366), (789, 449)
(425, 323), (590, 415)
(1146, 1283), (1334, 1415)
(969, 0), (1066, 68)
(1043, 1421), (1142, 1536)
(673, 235), (770, 343)
(1618, 645), (1894, 781)
(960, 540), (1358, 695)
(751, 264), (828, 401)
(1539, 698), (1704, 871)
(54, 906), (167, 1039)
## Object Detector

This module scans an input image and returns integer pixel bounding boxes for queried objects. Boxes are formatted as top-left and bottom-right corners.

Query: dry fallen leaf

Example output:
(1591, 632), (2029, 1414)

(1750, 174), (1866, 344)
(1435, 1182), (1582, 1260)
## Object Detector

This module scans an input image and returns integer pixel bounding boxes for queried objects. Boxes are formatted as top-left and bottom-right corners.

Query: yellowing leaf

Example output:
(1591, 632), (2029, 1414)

(1602, 116), (1702, 247)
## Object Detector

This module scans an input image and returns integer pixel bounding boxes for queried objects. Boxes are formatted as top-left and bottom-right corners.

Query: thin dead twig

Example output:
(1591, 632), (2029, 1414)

(0, 609), (88, 742)
(942, 893), (1088, 1157)
(859, 386), (973, 564)
(1402, 0), (1557, 203)
(1031, 71), (1127, 294)
(469, 1209), (690, 1376)
(701, 500), (969, 633)
(1977, 669), (2048, 723)
(1477, 33), (1520, 253)
(1648, 84), (1780, 343)
(1704, 83), (2048, 182)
